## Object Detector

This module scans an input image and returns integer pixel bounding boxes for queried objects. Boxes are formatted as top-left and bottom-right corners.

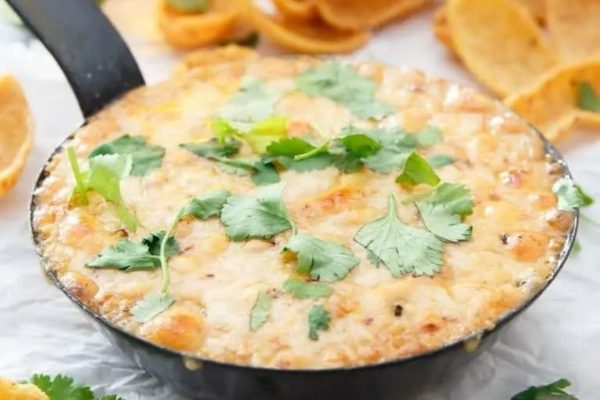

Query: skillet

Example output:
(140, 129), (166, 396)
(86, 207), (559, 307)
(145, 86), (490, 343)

(6, 1), (579, 399)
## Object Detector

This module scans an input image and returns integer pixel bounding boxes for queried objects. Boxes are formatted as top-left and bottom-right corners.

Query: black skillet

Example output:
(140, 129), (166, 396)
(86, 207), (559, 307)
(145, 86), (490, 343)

(8, 1), (579, 399)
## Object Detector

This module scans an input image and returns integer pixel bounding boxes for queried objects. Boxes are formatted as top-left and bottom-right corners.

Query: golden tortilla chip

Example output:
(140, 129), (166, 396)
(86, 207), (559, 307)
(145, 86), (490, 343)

(172, 45), (259, 76)
(546, 0), (600, 62)
(432, 5), (454, 54)
(505, 59), (600, 142)
(315, 0), (432, 30)
(446, 0), (557, 96)
(519, 0), (546, 24)
(272, 0), (317, 21)
(243, 0), (369, 54)
(0, 75), (33, 198)
(0, 378), (48, 400)
(157, 0), (238, 49)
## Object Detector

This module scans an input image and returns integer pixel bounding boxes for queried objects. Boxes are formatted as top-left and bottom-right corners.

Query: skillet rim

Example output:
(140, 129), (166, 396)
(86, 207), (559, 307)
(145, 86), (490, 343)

(28, 96), (579, 375)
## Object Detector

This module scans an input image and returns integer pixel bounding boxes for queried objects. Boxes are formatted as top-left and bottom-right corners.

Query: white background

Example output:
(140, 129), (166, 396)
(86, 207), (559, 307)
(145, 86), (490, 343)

(0, 1), (598, 398)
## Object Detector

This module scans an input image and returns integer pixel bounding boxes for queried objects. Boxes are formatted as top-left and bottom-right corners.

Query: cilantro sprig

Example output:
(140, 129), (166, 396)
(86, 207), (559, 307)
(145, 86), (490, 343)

(87, 232), (179, 271)
(354, 195), (444, 277)
(30, 374), (124, 400)
(511, 378), (578, 400)
(131, 190), (230, 322)
(67, 147), (138, 231)
(396, 151), (441, 187)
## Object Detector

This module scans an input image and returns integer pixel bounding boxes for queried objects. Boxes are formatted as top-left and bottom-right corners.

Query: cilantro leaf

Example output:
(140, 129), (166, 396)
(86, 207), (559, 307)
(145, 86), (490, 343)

(241, 115), (288, 154)
(89, 134), (165, 176)
(296, 62), (394, 120)
(511, 379), (578, 400)
(180, 137), (241, 159)
(428, 154), (455, 168)
(338, 133), (381, 158)
(553, 177), (589, 211)
(213, 116), (288, 154)
(396, 151), (441, 187)
(267, 137), (315, 156)
(181, 138), (279, 185)
(359, 127), (415, 174)
(282, 278), (332, 299)
(132, 292), (175, 323)
(576, 184), (594, 207)
(414, 126), (443, 147)
(30, 374), (95, 400)
(141, 231), (181, 257)
(354, 195), (444, 277)
(220, 183), (293, 240)
(250, 291), (272, 331)
(87, 232), (179, 271)
(218, 77), (283, 132)
(577, 82), (600, 113)
(416, 183), (474, 242)
(167, 0), (209, 13)
(67, 149), (138, 231)
(284, 233), (359, 282)
(308, 305), (331, 341)
(180, 189), (230, 220)
(29, 374), (124, 400)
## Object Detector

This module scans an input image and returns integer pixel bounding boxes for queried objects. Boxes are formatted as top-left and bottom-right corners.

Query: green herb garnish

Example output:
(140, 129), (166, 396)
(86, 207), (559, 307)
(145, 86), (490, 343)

(553, 177), (590, 211)
(87, 231), (179, 271)
(284, 233), (359, 282)
(511, 378), (578, 400)
(414, 126), (442, 147)
(220, 183), (293, 241)
(396, 151), (441, 187)
(213, 115), (288, 154)
(416, 183), (473, 242)
(218, 77), (283, 132)
(354, 195), (443, 277)
(296, 62), (394, 120)
(30, 374), (124, 400)
(283, 278), (332, 299)
(67, 148), (138, 231)
(250, 291), (272, 331)
(308, 305), (331, 341)
(577, 82), (600, 113)
(180, 189), (230, 220)
(428, 154), (455, 168)
(89, 134), (165, 176)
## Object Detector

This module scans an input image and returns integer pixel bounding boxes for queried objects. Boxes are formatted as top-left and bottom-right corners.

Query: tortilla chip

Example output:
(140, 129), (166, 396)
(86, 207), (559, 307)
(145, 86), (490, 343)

(315, 0), (432, 30)
(446, 0), (557, 96)
(0, 378), (48, 400)
(505, 59), (600, 142)
(157, 0), (238, 49)
(546, 0), (600, 62)
(243, 0), (369, 54)
(172, 45), (259, 76)
(519, 0), (546, 24)
(432, 5), (454, 54)
(273, 0), (317, 21)
(0, 74), (33, 198)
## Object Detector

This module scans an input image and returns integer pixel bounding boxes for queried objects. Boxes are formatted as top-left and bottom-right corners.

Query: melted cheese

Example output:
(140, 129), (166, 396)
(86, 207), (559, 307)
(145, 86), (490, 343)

(33, 58), (574, 369)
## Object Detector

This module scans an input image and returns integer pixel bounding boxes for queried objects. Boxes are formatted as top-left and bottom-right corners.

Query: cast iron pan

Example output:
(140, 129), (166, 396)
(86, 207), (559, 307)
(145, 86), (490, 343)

(8, 1), (579, 399)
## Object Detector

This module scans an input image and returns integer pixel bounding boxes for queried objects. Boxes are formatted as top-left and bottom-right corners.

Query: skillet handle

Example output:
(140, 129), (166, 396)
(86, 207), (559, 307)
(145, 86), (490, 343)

(5, 0), (145, 119)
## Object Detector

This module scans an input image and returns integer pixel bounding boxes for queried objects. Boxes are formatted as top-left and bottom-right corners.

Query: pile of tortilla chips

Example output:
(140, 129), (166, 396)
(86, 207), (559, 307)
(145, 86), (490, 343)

(434, 0), (600, 142)
(156, 0), (432, 54)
